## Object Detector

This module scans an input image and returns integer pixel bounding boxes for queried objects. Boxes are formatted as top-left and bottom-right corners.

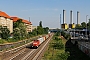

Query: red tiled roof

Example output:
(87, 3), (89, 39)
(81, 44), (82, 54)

(11, 17), (32, 25)
(11, 17), (20, 22)
(22, 20), (32, 24)
(0, 11), (10, 18)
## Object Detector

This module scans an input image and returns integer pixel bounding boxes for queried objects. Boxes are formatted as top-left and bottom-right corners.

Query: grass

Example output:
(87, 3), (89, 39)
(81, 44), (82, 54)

(0, 39), (8, 44)
(41, 35), (68, 60)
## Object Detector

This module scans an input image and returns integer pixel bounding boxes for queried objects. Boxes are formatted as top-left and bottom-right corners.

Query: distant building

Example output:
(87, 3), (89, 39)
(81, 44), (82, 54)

(61, 23), (68, 29)
(0, 11), (13, 33)
(11, 17), (32, 32)
(69, 23), (75, 29)
(32, 26), (37, 30)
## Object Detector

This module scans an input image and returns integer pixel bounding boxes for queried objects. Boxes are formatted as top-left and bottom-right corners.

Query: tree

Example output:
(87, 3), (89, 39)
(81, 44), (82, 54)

(61, 31), (66, 36)
(39, 21), (42, 27)
(88, 19), (90, 22)
(0, 26), (10, 39)
(75, 24), (82, 29)
(13, 19), (23, 28)
(28, 28), (37, 37)
(18, 23), (27, 38)
(81, 22), (86, 28)
(32, 28), (37, 36)
(55, 28), (60, 36)
(37, 26), (44, 35)
(13, 28), (20, 40)
(13, 19), (27, 40)
(43, 27), (49, 34)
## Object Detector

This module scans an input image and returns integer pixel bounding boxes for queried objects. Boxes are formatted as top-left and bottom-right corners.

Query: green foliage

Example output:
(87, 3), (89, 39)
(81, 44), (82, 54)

(65, 34), (71, 40)
(54, 36), (61, 41)
(81, 22), (86, 28)
(55, 31), (60, 36)
(18, 23), (27, 38)
(10, 46), (14, 49)
(0, 26), (10, 39)
(28, 21), (49, 37)
(39, 21), (42, 27)
(75, 24), (82, 29)
(53, 42), (64, 49)
(28, 29), (37, 37)
(58, 52), (70, 60)
(37, 26), (44, 34)
(0, 20), (49, 43)
(37, 21), (49, 35)
(43, 27), (49, 34)
(13, 19), (23, 28)
(56, 29), (61, 36)
(13, 28), (20, 40)
(7, 38), (17, 42)
(61, 31), (71, 40)
(0, 39), (5, 44)
(32, 29), (37, 36)
(53, 36), (64, 50)
(13, 19), (27, 41)
(75, 19), (90, 29)
(74, 19), (90, 29)
(42, 33), (69, 60)
(61, 31), (66, 36)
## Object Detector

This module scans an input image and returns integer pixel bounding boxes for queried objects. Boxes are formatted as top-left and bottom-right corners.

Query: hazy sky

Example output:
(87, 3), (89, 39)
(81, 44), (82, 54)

(0, 0), (90, 28)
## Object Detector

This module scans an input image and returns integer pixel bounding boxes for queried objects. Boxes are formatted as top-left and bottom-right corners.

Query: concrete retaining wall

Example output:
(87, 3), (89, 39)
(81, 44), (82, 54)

(71, 40), (90, 57)
(78, 42), (90, 57)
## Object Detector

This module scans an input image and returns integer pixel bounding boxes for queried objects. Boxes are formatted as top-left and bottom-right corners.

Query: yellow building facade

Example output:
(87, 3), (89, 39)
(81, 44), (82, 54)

(69, 24), (76, 28)
(61, 24), (68, 29)
(0, 11), (13, 33)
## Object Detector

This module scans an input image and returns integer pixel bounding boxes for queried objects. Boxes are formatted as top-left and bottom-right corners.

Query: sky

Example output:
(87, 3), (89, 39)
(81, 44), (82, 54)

(0, 0), (90, 28)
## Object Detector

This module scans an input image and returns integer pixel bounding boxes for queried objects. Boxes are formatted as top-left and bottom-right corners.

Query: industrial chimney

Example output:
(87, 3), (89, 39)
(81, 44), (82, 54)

(77, 11), (80, 24)
(63, 10), (66, 24)
(70, 10), (73, 24)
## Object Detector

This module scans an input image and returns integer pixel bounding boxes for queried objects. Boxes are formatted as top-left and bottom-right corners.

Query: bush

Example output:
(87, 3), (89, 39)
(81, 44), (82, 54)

(7, 38), (17, 42)
(54, 36), (61, 40)
(58, 52), (70, 60)
(61, 31), (71, 40)
(53, 42), (64, 49)
(0, 39), (6, 44)
(55, 31), (60, 36)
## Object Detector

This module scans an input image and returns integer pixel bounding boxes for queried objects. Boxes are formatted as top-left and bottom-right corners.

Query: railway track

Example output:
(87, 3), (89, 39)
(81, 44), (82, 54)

(8, 33), (53, 60)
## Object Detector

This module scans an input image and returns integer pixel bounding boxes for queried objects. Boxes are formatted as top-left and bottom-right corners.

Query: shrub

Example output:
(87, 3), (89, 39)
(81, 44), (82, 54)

(58, 52), (70, 60)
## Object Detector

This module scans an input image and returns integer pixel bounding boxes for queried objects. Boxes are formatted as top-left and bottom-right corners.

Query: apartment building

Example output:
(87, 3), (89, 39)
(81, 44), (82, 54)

(0, 11), (13, 33)
(11, 17), (32, 32)
(22, 20), (32, 32)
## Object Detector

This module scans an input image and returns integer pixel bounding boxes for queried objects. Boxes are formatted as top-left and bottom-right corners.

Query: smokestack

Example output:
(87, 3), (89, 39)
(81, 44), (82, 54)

(63, 10), (66, 24)
(70, 10), (73, 24)
(77, 11), (80, 24)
